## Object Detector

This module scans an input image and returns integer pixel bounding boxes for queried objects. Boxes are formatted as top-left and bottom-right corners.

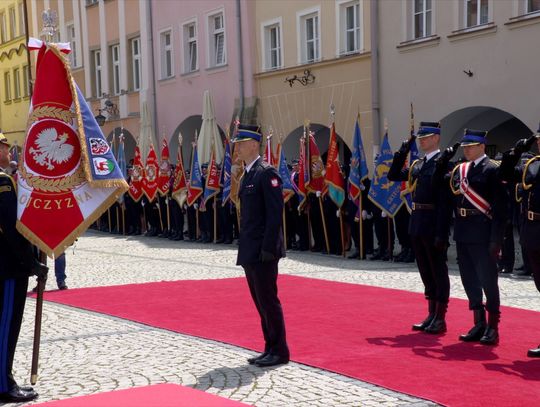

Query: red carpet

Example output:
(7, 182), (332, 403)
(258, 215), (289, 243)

(39, 276), (540, 407)
(33, 384), (247, 406)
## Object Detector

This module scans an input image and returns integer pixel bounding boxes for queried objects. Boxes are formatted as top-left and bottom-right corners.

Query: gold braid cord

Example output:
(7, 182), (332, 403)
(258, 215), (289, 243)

(522, 155), (540, 191)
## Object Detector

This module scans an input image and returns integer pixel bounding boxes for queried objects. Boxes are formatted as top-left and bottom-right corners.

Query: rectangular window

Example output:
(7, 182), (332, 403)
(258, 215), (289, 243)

(300, 12), (320, 63)
(131, 37), (141, 91)
(263, 23), (281, 70)
(183, 22), (198, 73)
(466, 0), (488, 27)
(13, 68), (20, 99)
(111, 44), (120, 95)
(18, 2), (25, 37)
(22, 65), (29, 97)
(209, 12), (226, 67)
(527, 0), (540, 13)
(8, 7), (16, 39)
(67, 24), (78, 67)
(338, 1), (361, 55)
(85, 0), (98, 6)
(160, 30), (173, 78)
(414, 0), (432, 39)
(93, 50), (102, 98)
(0, 12), (6, 43)
(4, 72), (11, 101)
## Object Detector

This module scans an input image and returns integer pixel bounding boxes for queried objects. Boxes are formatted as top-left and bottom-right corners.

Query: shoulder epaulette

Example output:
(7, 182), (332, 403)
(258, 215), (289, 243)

(489, 159), (501, 167)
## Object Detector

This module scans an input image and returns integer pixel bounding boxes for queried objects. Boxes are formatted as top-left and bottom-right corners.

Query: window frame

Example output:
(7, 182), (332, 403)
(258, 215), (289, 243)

(13, 67), (20, 99)
(182, 18), (198, 74)
(111, 44), (120, 95)
(18, 2), (25, 37)
(0, 11), (7, 43)
(526, 0), (540, 14)
(93, 49), (102, 98)
(206, 8), (227, 68)
(130, 37), (141, 91)
(4, 71), (11, 102)
(297, 6), (321, 65)
(413, 0), (432, 39)
(159, 28), (174, 79)
(8, 6), (16, 40)
(336, 0), (363, 56)
(464, 0), (489, 28)
(261, 17), (283, 71)
(22, 65), (29, 97)
(66, 23), (79, 68)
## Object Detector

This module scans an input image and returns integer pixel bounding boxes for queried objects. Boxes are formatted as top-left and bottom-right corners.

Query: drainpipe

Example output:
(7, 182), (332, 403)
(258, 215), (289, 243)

(236, 0), (245, 122)
(370, 0), (381, 158)
(148, 0), (158, 146)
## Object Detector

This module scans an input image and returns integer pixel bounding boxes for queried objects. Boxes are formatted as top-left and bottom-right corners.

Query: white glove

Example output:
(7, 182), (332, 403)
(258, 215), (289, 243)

(361, 210), (368, 220)
(194, 203), (199, 210)
(165, 198), (169, 205)
(366, 212), (373, 220)
(336, 210), (340, 218)
(141, 201), (145, 207)
(315, 191), (321, 197)
(381, 211), (387, 218)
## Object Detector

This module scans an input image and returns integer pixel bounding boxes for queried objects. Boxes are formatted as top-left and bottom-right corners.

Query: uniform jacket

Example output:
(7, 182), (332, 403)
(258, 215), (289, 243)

(0, 170), (35, 279)
(388, 151), (451, 240)
(450, 157), (507, 244)
(236, 158), (286, 265)
(501, 152), (540, 247)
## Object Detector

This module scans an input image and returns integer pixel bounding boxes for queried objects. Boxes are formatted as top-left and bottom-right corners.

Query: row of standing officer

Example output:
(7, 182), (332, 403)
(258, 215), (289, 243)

(389, 121), (540, 356)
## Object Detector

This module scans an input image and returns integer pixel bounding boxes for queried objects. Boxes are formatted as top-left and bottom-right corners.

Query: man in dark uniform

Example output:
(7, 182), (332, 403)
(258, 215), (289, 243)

(388, 122), (453, 333)
(447, 129), (506, 345)
(234, 124), (289, 368)
(500, 129), (540, 356)
(0, 133), (47, 402)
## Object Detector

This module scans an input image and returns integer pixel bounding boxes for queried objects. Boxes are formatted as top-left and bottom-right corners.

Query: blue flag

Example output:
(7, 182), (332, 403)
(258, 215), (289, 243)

(221, 138), (232, 206)
(368, 133), (403, 217)
(348, 118), (369, 202)
(277, 145), (295, 203)
(187, 144), (203, 206)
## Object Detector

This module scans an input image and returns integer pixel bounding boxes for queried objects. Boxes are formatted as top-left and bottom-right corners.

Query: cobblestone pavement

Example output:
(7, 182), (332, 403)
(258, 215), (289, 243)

(14, 231), (539, 406)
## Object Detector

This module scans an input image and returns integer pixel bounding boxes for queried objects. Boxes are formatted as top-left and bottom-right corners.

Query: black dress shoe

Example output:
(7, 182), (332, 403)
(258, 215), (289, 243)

(348, 251), (360, 259)
(58, 283), (68, 290)
(499, 267), (513, 274)
(247, 352), (268, 365)
(527, 345), (540, 358)
(254, 354), (289, 367)
(0, 385), (38, 402)
(512, 269), (532, 277)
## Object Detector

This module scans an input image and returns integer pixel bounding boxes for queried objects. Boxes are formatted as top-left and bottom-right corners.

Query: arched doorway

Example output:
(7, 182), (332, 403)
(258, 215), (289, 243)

(282, 123), (351, 174)
(106, 127), (137, 164)
(440, 107), (532, 158)
(169, 115), (226, 166)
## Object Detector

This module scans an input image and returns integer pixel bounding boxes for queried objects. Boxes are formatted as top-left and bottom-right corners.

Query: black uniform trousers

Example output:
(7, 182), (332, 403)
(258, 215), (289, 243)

(411, 236), (449, 303)
(523, 241), (540, 292)
(456, 242), (500, 314)
(0, 277), (28, 392)
(243, 260), (289, 358)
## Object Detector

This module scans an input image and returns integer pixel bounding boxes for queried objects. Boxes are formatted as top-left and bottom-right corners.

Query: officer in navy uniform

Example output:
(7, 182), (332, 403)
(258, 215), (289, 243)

(500, 128), (540, 356)
(234, 124), (289, 367)
(388, 122), (453, 333)
(447, 129), (507, 345)
(0, 133), (47, 402)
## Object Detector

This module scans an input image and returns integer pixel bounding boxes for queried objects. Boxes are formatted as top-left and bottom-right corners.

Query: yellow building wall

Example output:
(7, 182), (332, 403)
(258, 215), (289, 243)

(0, 0), (30, 147)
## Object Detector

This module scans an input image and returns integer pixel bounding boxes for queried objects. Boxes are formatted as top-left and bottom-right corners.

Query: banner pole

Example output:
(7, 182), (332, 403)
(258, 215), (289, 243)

(30, 252), (47, 385)
(318, 196), (330, 254)
(359, 196), (364, 260)
(339, 209), (346, 257)
(213, 197), (217, 243)
(282, 207), (287, 249)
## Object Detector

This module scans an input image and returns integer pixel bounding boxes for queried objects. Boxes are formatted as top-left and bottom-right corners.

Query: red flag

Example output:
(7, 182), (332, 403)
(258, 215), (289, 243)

(157, 138), (170, 196)
(128, 146), (144, 202)
(142, 144), (158, 201)
(324, 122), (345, 207)
(306, 132), (325, 194)
(172, 147), (187, 206)
(17, 39), (128, 257)
(202, 147), (220, 205)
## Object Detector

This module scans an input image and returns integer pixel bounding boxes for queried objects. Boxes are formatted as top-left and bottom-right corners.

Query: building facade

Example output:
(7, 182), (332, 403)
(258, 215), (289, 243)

(254, 0), (372, 164)
(377, 0), (540, 154)
(0, 0), (32, 148)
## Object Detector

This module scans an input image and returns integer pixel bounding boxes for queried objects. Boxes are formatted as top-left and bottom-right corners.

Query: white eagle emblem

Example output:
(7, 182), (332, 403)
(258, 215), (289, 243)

(29, 127), (75, 170)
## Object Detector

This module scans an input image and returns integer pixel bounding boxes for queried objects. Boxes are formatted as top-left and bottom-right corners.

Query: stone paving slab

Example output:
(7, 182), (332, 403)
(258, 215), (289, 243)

(13, 231), (540, 406)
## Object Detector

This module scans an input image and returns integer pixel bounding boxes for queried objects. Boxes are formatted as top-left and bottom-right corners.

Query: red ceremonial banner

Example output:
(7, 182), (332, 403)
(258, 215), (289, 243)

(128, 146), (144, 202)
(157, 138), (170, 196)
(142, 145), (158, 201)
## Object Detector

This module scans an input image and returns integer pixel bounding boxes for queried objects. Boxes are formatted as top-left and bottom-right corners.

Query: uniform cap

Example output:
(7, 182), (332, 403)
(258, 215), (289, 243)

(417, 122), (440, 139)
(0, 132), (10, 147)
(232, 124), (261, 143)
(460, 128), (488, 146)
